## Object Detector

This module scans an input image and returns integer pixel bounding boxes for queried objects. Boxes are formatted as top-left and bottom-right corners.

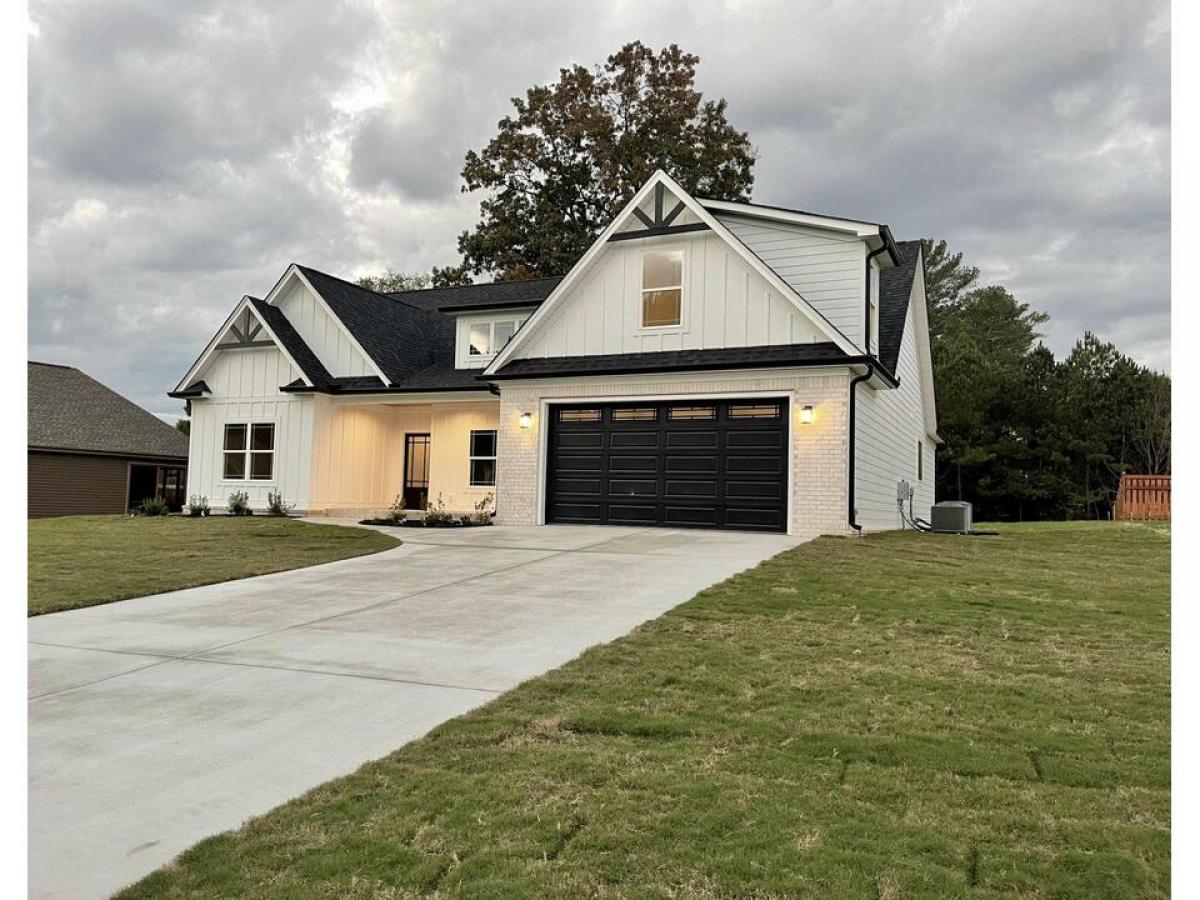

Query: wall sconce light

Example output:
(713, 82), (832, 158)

(800, 405), (814, 425)
(518, 411), (532, 429)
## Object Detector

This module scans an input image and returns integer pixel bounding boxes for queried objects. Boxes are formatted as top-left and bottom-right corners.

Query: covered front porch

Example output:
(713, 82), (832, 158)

(306, 393), (499, 518)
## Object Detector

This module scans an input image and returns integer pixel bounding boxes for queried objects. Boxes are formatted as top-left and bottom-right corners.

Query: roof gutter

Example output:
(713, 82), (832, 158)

(847, 362), (876, 534)
(484, 354), (898, 386)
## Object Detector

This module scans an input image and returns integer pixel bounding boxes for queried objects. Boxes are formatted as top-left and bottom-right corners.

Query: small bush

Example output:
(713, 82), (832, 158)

(188, 495), (210, 517)
(136, 496), (171, 517)
(463, 492), (495, 526)
(386, 494), (407, 525)
(266, 490), (293, 517)
(227, 490), (251, 516)
(423, 493), (454, 526)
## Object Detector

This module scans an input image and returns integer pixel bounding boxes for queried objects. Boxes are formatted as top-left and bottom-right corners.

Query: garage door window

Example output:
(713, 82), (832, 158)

(469, 429), (497, 486)
(559, 409), (601, 423)
(612, 407), (657, 422)
(668, 405), (716, 421)
(729, 403), (782, 420)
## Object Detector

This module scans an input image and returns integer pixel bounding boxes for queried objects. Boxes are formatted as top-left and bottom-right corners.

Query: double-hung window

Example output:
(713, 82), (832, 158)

(469, 429), (497, 487)
(641, 249), (683, 328)
(223, 423), (275, 480)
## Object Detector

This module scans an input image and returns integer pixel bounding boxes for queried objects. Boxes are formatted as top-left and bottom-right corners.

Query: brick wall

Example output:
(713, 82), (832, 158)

(495, 371), (851, 536)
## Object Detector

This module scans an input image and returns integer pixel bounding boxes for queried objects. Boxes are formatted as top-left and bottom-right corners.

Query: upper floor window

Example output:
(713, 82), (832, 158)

(641, 249), (683, 328)
(469, 318), (521, 359)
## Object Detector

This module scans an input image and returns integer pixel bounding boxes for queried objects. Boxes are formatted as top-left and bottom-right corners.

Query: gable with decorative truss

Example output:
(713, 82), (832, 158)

(486, 171), (862, 373)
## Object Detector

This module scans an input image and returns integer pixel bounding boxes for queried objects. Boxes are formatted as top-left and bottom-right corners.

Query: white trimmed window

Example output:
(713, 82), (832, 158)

(468, 319), (521, 359)
(223, 423), (275, 480)
(469, 429), (497, 486)
(641, 249), (683, 328)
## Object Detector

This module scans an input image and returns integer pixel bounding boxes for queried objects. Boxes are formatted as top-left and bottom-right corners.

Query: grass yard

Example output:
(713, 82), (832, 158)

(28, 516), (400, 616)
(120, 521), (1169, 899)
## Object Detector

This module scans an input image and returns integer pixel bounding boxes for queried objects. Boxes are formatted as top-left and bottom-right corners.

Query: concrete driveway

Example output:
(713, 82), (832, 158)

(28, 523), (805, 899)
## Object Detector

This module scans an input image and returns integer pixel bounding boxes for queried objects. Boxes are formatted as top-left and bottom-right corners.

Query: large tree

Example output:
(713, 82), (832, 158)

(455, 41), (757, 280)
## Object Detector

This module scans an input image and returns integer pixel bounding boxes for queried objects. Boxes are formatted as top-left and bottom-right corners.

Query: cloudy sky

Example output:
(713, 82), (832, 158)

(28, 0), (1170, 418)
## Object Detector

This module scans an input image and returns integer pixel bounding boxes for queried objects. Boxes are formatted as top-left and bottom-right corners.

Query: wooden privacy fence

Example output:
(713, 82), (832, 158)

(1114, 474), (1171, 521)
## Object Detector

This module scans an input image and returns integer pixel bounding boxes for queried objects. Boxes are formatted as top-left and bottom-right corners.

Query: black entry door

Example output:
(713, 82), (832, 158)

(546, 399), (788, 532)
(403, 433), (430, 510)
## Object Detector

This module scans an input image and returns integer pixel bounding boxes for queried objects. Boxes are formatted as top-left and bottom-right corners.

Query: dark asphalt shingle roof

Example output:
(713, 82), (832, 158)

(248, 297), (333, 388)
(30, 362), (189, 459)
(490, 342), (855, 380)
(878, 240), (923, 377)
(388, 277), (562, 312)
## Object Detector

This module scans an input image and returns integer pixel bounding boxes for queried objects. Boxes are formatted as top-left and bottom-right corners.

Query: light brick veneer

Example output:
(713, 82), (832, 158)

(495, 371), (851, 536)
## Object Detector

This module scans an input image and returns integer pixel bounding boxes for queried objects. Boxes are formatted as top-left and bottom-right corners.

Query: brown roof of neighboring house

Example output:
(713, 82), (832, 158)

(28, 362), (189, 460)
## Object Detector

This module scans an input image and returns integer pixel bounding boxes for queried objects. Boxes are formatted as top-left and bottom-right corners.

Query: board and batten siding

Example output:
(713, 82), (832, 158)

(274, 279), (376, 378)
(853, 286), (935, 531)
(715, 213), (867, 351)
(513, 231), (828, 360)
(186, 345), (315, 512)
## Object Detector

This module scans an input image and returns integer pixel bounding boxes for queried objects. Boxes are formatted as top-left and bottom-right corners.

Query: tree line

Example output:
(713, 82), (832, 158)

(922, 241), (1170, 521)
(356, 41), (1169, 522)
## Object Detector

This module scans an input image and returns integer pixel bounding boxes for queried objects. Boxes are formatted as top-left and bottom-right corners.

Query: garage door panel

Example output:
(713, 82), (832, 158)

(664, 479), (718, 499)
(610, 431), (660, 448)
(555, 455), (603, 472)
(665, 455), (718, 474)
(725, 480), (784, 500)
(727, 431), (785, 449)
(726, 456), (784, 475)
(608, 503), (658, 524)
(547, 399), (788, 533)
(665, 431), (719, 449)
(664, 506), (720, 526)
(609, 455), (658, 473)
(556, 432), (604, 449)
(609, 479), (657, 497)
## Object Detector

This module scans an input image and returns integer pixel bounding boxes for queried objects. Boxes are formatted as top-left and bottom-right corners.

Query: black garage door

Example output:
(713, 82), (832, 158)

(546, 398), (789, 532)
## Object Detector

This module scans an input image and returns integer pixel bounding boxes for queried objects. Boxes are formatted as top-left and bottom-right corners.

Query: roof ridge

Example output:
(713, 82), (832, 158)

(28, 360), (77, 370)
(384, 274), (563, 298)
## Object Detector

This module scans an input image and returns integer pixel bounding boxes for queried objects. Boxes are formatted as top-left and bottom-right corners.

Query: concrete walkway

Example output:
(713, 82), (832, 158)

(28, 523), (806, 899)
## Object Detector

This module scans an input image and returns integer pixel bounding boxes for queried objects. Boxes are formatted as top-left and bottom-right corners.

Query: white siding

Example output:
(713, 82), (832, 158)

(853, 290), (935, 531)
(514, 231), (827, 359)
(186, 346), (315, 512)
(716, 213), (867, 350)
(274, 279), (376, 378)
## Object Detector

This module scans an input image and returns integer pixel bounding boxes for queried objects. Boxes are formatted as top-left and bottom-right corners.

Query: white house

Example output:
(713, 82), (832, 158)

(172, 171), (938, 535)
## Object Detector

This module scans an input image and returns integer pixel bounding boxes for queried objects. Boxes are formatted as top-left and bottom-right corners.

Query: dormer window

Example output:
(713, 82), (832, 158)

(641, 249), (683, 328)
(468, 318), (521, 358)
(458, 313), (528, 368)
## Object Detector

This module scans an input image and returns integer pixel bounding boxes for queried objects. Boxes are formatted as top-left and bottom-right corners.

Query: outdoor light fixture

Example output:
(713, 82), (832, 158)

(800, 405), (814, 425)
(519, 412), (532, 429)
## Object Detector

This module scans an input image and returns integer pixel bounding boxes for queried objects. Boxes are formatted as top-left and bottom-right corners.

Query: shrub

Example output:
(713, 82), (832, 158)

(136, 496), (171, 516)
(386, 494), (406, 525)
(188, 495), (210, 517)
(227, 490), (251, 516)
(463, 492), (495, 526)
(266, 490), (293, 517)
(423, 493), (454, 526)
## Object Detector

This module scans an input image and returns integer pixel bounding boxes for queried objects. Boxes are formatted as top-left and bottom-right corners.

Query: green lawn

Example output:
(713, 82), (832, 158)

(28, 516), (400, 616)
(120, 521), (1169, 899)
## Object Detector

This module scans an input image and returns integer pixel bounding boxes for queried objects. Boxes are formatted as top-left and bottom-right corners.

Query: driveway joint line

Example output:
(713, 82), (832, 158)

(29, 640), (503, 699)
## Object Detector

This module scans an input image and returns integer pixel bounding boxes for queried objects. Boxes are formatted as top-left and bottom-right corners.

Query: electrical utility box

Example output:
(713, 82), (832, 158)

(930, 501), (973, 534)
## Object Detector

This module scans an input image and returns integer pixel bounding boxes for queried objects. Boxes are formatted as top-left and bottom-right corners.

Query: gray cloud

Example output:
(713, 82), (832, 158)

(28, 0), (1170, 419)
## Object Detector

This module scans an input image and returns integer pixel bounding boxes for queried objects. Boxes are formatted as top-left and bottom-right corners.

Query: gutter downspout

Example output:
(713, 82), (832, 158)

(848, 363), (875, 534)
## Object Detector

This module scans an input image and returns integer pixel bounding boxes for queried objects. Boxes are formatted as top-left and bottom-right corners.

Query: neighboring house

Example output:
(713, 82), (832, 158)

(172, 171), (937, 535)
(29, 362), (189, 517)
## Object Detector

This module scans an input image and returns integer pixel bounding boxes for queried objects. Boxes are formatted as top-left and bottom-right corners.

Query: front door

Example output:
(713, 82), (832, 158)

(403, 433), (430, 510)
